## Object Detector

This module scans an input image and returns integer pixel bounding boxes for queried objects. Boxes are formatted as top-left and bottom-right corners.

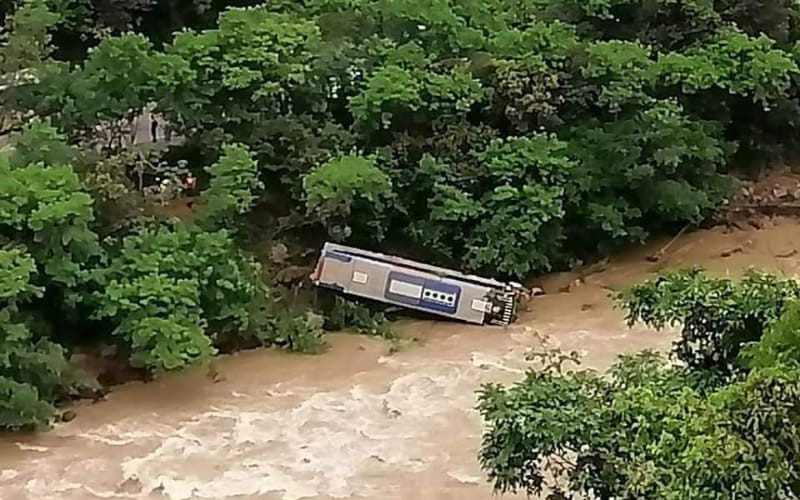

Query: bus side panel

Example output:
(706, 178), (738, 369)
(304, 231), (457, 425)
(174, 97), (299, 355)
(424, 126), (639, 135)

(384, 271), (426, 307)
(384, 271), (461, 315)
(315, 253), (354, 292)
(318, 254), (394, 304)
(317, 252), (490, 325)
(448, 280), (494, 324)
(349, 258), (393, 300)
(382, 270), (488, 324)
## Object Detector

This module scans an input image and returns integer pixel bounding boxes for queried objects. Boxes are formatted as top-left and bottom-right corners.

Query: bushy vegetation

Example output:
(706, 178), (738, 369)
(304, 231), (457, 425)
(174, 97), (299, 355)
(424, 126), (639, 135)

(621, 268), (800, 373)
(478, 269), (800, 499)
(9, 0), (800, 277)
(0, 248), (69, 430)
(0, 121), (314, 429)
(3, 0), (800, 431)
(326, 296), (394, 339)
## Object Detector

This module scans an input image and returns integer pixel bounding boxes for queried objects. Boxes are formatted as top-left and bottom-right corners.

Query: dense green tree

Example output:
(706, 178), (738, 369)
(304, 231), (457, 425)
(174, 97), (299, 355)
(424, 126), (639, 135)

(12, 0), (800, 278)
(194, 143), (263, 230)
(90, 224), (266, 371)
(411, 133), (577, 275)
(0, 106), (319, 429)
(479, 351), (800, 499)
(0, 0), (61, 134)
(0, 248), (68, 430)
(0, 130), (102, 292)
(303, 155), (394, 243)
(479, 270), (800, 499)
(621, 268), (800, 373)
(565, 99), (733, 252)
(90, 144), (308, 372)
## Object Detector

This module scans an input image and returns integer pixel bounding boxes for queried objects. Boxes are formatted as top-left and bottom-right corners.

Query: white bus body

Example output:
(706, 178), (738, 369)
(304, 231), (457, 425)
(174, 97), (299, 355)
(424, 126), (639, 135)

(310, 242), (526, 326)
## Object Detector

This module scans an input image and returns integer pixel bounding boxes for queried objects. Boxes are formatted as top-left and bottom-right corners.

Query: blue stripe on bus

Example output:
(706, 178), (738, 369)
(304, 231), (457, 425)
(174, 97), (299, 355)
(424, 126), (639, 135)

(384, 271), (460, 315)
(384, 271), (425, 307)
(419, 280), (460, 314)
(324, 251), (352, 263)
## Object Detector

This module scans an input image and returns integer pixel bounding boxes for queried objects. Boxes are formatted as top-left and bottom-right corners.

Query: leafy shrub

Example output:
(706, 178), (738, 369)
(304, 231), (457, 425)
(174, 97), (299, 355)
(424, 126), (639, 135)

(657, 27), (800, 153)
(0, 153), (102, 288)
(194, 144), (264, 231)
(79, 34), (158, 126)
(0, 248), (69, 430)
(582, 40), (654, 113)
(657, 28), (799, 105)
(9, 119), (76, 168)
(548, 0), (721, 50)
(0, 308), (69, 406)
(349, 64), (423, 128)
(303, 155), (394, 241)
(327, 296), (393, 338)
(80, 148), (147, 235)
(92, 225), (270, 371)
(158, 8), (321, 136)
(0, 377), (58, 431)
(273, 310), (326, 354)
(674, 364), (800, 499)
(125, 316), (213, 371)
(619, 268), (800, 374)
(0, 0), (60, 74)
(479, 352), (800, 499)
(414, 133), (577, 277)
(350, 61), (485, 130)
(480, 269), (800, 498)
(85, 141), (277, 372)
(566, 99), (734, 252)
(0, 125), (99, 430)
(740, 299), (800, 369)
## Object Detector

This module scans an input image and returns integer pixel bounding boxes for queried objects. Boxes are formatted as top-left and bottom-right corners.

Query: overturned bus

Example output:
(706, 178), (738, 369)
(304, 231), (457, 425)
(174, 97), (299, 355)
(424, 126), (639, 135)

(310, 242), (527, 326)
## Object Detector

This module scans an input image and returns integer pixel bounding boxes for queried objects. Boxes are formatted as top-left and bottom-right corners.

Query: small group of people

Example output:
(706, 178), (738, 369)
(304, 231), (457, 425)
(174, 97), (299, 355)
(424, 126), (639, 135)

(125, 153), (197, 200)
(151, 173), (197, 195)
(146, 174), (198, 206)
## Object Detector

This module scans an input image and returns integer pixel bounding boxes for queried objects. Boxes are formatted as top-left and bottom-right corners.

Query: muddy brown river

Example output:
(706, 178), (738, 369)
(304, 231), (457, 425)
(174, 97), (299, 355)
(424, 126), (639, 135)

(2, 219), (799, 500)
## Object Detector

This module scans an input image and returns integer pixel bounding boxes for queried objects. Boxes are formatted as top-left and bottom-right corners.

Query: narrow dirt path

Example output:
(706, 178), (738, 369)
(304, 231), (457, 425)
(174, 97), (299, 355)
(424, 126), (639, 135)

(2, 219), (799, 500)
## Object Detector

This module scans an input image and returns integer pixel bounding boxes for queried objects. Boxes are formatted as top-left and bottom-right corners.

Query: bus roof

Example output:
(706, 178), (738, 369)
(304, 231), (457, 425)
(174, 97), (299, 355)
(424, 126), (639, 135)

(321, 242), (514, 290)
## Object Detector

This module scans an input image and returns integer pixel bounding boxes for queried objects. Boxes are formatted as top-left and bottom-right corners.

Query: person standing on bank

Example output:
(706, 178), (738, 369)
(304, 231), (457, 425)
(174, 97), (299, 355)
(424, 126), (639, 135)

(150, 117), (159, 142)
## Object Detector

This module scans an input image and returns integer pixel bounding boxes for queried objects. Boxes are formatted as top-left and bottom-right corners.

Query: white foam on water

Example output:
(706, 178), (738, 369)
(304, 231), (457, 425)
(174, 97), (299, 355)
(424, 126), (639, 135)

(77, 422), (172, 443)
(24, 478), (140, 499)
(447, 470), (482, 484)
(0, 470), (19, 481)
(76, 433), (136, 446)
(152, 467), (320, 500)
(7, 345), (532, 500)
(113, 366), (487, 500)
(15, 444), (48, 452)
(469, 352), (525, 373)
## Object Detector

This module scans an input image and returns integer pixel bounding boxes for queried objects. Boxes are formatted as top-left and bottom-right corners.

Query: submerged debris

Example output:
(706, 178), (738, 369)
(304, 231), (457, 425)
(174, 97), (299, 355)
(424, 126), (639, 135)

(60, 410), (77, 423)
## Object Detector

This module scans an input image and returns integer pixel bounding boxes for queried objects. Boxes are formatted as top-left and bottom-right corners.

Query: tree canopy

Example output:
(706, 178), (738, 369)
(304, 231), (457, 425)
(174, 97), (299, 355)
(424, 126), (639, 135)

(479, 269), (800, 499)
(9, 0), (800, 277)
